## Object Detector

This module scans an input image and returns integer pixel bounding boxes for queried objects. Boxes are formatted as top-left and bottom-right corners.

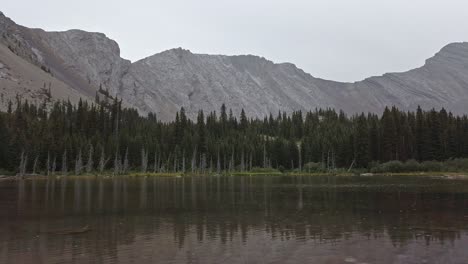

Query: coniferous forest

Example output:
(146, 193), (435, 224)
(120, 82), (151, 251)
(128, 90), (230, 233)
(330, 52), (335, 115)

(1, 97), (468, 175)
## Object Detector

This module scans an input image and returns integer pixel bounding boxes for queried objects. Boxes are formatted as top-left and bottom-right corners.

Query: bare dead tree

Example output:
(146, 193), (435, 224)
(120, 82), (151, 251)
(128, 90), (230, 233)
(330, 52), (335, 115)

(209, 157), (213, 174)
(18, 151), (27, 177)
(123, 148), (129, 174)
(51, 156), (56, 175)
(46, 152), (51, 176)
(113, 151), (120, 175)
(141, 148), (148, 173)
(98, 147), (108, 173)
(75, 149), (83, 175)
(240, 150), (245, 172)
(191, 147), (197, 173)
(182, 150), (186, 173)
(298, 142), (302, 172)
(61, 150), (67, 176)
(32, 156), (39, 175)
(200, 154), (207, 174)
(86, 145), (94, 173)
(217, 149), (221, 174)
(229, 149), (234, 172)
(153, 152), (158, 173)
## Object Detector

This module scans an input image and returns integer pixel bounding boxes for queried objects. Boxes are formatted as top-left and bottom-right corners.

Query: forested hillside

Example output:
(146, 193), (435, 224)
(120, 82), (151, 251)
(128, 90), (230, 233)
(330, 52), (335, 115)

(1, 97), (468, 175)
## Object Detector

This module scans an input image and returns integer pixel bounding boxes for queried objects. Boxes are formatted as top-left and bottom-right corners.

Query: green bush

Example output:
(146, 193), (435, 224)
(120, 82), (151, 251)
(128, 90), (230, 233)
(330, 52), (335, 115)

(249, 167), (280, 173)
(444, 158), (468, 171)
(403, 159), (421, 172)
(277, 165), (286, 173)
(383, 160), (404, 173)
(420, 161), (443, 172)
(303, 162), (324, 172)
(0, 168), (14, 176)
(370, 160), (419, 173)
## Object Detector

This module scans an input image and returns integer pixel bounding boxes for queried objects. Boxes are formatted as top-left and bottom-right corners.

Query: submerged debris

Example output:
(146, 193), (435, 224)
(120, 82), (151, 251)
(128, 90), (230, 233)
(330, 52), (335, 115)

(47, 225), (91, 235)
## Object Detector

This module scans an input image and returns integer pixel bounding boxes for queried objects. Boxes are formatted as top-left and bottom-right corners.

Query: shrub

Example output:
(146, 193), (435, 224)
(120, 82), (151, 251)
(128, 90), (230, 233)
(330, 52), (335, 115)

(420, 161), (443, 172)
(277, 165), (286, 173)
(444, 158), (468, 171)
(403, 159), (420, 172)
(249, 167), (280, 173)
(383, 160), (404, 173)
(0, 168), (14, 176)
(303, 162), (324, 172)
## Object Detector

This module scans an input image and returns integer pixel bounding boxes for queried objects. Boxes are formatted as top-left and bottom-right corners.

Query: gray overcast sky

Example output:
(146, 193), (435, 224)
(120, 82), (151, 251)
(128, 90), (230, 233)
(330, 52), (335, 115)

(2, 0), (468, 82)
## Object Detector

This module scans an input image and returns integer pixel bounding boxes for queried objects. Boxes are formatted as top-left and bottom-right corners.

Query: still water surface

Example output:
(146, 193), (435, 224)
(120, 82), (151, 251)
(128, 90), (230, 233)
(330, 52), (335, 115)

(0, 175), (467, 264)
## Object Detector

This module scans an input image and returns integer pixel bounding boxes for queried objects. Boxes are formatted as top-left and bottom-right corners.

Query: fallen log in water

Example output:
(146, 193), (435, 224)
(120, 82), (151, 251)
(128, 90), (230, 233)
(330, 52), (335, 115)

(47, 225), (91, 235)
(409, 226), (458, 233)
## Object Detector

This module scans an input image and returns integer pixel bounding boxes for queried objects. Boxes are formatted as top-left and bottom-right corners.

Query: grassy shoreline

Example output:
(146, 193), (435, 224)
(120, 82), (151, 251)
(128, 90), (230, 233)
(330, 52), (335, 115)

(1, 171), (468, 181)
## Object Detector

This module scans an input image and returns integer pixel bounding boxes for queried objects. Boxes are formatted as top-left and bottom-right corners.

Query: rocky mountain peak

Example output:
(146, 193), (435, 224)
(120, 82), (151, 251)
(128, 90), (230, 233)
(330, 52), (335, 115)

(1, 10), (468, 120)
(426, 42), (468, 66)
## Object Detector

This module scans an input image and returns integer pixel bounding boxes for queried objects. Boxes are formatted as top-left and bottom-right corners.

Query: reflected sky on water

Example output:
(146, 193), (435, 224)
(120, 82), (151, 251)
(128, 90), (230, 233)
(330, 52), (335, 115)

(1, 175), (468, 263)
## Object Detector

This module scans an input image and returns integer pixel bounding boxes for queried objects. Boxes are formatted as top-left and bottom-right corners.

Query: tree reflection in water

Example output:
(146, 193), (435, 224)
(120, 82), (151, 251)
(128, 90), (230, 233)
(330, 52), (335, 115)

(1, 175), (468, 263)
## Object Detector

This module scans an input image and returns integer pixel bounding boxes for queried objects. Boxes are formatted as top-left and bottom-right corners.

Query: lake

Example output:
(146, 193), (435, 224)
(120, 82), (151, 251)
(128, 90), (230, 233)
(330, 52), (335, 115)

(0, 175), (467, 263)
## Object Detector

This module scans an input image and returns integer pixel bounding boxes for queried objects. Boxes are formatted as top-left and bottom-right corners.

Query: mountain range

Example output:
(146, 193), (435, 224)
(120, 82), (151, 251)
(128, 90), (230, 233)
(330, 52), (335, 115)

(1, 11), (468, 120)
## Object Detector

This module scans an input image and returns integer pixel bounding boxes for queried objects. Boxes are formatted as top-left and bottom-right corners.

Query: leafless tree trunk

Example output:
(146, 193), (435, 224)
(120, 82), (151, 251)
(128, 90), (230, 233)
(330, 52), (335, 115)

(153, 152), (158, 173)
(75, 150), (83, 175)
(200, 154), (207, 174)
(298, 143), (302, 172)
(191, 147), (197, 173)
(141, 148), (148, 173)
(51, 156), (56, 175)
(113, 151), (120, 175)
(240, 150), (245, 172)
(46, 152), (51, 176)
(18, 151), (27, 177)
(229, 149), (234, 172)
(61, 150), (67, 175)
(123, 148), (129, 174)
(86, 145), (94, 173)
(217, 149), (221, 174)
(98, 148), (107, 173)
(32, 156), (39, 175)
(209, 157), (213, 174)
(182, 150), (186, 173)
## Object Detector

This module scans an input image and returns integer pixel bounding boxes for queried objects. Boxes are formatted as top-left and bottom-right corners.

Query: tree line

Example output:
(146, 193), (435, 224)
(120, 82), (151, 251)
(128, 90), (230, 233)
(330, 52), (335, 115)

(0, 97), (467, 175)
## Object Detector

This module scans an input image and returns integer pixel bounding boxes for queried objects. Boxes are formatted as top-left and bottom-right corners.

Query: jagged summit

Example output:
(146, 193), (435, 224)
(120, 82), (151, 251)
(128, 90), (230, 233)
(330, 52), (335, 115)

(1, 10), (468, 120)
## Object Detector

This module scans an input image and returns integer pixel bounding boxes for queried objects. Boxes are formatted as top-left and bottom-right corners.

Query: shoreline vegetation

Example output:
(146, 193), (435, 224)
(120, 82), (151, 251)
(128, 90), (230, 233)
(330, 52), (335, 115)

(2, 160), (468, 181)
(2, 156), (468, 180)
(2, 172), (468, 182)
(1, 98), (468, 179)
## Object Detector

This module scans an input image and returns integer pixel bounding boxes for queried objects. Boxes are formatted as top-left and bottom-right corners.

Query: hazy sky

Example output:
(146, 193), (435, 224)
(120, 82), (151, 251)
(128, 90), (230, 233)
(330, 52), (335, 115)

(3, 0), (468, 82)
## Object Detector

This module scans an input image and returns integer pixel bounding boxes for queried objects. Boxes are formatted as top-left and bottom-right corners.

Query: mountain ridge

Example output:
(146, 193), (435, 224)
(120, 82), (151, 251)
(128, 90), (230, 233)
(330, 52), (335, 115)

(1, 11), (468, 120)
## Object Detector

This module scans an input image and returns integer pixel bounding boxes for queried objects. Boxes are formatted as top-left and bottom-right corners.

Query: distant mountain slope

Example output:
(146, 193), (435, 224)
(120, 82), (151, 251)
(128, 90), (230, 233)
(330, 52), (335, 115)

(121, 48), (346, 119)
(1, 11), (468, 120)
(0, 43), (89, 111)
(120, 43), (468, 119)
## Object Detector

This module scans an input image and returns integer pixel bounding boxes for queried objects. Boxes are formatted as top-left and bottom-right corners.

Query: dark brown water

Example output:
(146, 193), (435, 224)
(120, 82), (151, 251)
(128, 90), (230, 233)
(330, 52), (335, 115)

(0, 175), (467, 264)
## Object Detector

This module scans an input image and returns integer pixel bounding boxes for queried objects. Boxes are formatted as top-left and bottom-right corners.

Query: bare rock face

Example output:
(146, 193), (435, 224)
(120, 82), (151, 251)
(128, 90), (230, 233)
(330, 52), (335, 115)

(0, 43), (89, 111)
(121, 48), (342, 120)
(0, 11), (45, 67)
(0, 11), (130, 98)
(121, 43), (468, 120)
(350, 42), (468, 114)
(30, 29), (131, 96)
(1, 11), (468, 120)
